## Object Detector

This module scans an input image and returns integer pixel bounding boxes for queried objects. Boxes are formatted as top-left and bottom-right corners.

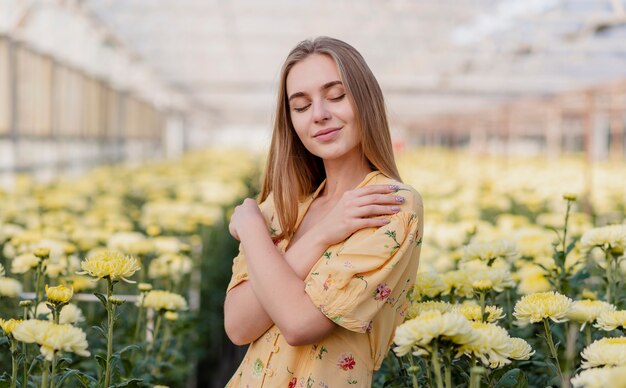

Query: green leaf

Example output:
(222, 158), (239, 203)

(495, 368), (528, 388)
(113, 344), (141, 357)
(110, 378), (143, 388)
(95, 354), (107, 372)
(93, 292), (108, 308)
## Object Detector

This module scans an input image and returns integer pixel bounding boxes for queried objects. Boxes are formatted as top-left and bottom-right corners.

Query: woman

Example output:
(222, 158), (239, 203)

(224, 37), (423, 387)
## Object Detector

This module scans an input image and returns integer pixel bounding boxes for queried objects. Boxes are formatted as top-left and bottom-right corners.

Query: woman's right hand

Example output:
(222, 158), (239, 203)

(313, 184), (405, 247)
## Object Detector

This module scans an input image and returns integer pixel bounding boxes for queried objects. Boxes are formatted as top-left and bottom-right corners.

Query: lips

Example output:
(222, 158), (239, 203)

(314, 127), (342, 138)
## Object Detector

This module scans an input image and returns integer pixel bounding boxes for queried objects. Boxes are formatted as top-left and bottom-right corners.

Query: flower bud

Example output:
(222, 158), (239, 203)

(164, 311), (179, 321)
(19, 300), (33, 308)
(34, 248), (50, 259)
(46, 284), (73, 303)
(472, 279), (494, 292)
(562, 193), (577, 201)
(0, 318), (22, 335)
(109, 297), (124, 306)
(138, 283), (153, 292)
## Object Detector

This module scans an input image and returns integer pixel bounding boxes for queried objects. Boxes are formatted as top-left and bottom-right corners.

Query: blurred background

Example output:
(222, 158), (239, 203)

(1, 0), (626, 387)
(2, 0), (626, 177)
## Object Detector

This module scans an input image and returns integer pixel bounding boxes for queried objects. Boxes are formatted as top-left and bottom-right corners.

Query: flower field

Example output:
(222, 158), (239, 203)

(0, 148), (625, 387)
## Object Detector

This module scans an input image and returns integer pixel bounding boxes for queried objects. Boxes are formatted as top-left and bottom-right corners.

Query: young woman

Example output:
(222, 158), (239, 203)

(224, 37), (423, 387)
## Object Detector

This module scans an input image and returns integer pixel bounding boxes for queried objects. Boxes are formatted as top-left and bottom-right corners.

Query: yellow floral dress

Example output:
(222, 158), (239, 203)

(226, 171), (423, 387)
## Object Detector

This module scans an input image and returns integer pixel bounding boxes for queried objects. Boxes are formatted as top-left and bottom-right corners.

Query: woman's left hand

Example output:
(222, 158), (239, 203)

(229, 198), (266, 241)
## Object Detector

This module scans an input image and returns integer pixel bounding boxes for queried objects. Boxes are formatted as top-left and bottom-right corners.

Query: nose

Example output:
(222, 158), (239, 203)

(312, 99), (331, 123)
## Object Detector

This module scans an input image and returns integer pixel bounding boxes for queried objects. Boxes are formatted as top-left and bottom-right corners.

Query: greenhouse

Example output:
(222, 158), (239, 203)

(0, 0), (625, 387)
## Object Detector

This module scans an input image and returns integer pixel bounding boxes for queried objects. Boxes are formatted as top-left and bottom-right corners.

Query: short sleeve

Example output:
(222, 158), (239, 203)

(304, 208), (421, 333)
(225, 194), (277, 293)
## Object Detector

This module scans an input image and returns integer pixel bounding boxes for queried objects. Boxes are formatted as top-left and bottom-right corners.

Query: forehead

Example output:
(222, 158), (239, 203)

(286, 54), (342, 95)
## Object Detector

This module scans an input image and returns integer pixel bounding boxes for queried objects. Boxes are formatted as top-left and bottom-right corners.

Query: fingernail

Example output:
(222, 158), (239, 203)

(395, 196), (405, 203)
(391, 206), (401, 211)
(382, 218), (391, 223)
(389, 185), (400, 191)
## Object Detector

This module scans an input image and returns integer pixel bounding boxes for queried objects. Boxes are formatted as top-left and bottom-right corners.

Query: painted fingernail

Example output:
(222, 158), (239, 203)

(389, 185), (400, 191)
(395, 196), (405, 203)
(391, 206), (401, 211)
(382, 218), (391, 223)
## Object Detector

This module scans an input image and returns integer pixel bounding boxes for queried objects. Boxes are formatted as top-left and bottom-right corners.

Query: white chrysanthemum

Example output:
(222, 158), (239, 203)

(461, 260), (515, 292)
(148, 254), (193, 281)
(151, 237), (183, 255)
(507, 337), (534, 361)
(457, 322), (512, 368)
(35, 302), (85, 325)
(0, 277), (23, 297)
(513, 227), (554, 259)
(107, 232), (148, 254)
(463, 240), (518, 263)
(441, 270), (474, 298)
(571, 366), (626, 388)
(39, 323), (90, 361)
(405, 301), (453, 320)
(11, 253), (40, 274)
(514, 264), (552, 295)
(580, 337), (626, 369)
(514, 291), (573, 325)
(412, 270), (446, 300)
(580, 225), (626, 254)
(142, 290), (188, 311)
(394, 310), (478, 357)
(567, 300), (616, 325)
(594, 310), (626, 331)
(453, 303), (505, 323)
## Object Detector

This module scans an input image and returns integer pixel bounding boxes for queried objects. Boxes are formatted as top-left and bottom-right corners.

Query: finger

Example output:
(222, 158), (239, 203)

(352, 184), (400, 197)
(353, 193), (406, 206)
(354, 204), (401, 217)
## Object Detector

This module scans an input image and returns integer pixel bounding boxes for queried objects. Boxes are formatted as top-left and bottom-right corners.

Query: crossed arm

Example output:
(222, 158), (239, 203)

(223, 185), (404, 346)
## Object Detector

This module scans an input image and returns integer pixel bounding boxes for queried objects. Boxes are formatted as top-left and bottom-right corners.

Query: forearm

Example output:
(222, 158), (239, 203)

(224, 228), (328, 344)
(241, 225), (335, 345)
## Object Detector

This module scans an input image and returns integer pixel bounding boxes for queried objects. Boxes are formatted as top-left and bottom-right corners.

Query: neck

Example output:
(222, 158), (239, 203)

(319, 149), (373, 201)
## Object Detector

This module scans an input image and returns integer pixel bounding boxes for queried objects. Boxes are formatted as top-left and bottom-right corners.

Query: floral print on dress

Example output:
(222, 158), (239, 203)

(373, 283), (392, 301)
(337, 353), (356, 371)
(288, 377), (297, 388)
(323, 274), (333, 291)
(252, 358), (264, 377)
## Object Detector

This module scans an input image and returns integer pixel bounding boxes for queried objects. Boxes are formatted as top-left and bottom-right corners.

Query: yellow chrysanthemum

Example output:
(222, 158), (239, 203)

(79, 249), (141, 283)
(507, 337), (534, 361)
(35, 303), (85, 325)
(148, 254), (193, 282)
(514, 291), (573, 325)
(580, 225), (626, 254)
(45, 284), (73, 303)
(457, 322), (512, 368)
(514, 264), (552, 295)
(463, 240), (518, 263)
(142, 290), (187, 312)
(453, 303), (505, 323)
(164, 311), (179, 321)
(567, 300), (616, 325)
(61, 275), (97, 292)
(0, 318), (22, 335)
(393, 310), (478, 357)
(581, 337), (626, 369)
(405, 301), (452, 320)
(594, 310), (626, 331)
(0, 277), (23, 297)
(571, 366), (626, 388)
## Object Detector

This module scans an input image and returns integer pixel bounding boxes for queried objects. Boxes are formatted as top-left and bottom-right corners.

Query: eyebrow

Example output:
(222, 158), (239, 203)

(288, 80), (343, 101)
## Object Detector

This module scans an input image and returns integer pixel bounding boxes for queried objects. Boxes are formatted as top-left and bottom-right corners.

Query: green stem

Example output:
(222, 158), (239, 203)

(133, 300), (145, 344)
(104, 278), (115, 388)
(22, 341), (29, 387)
(479, 292), (486, 323)
(10, 338), (17, 388)
(605, 251), (613, 304)
(407, 355), (419, 388)
(585, 324), (592, 347)
(41, 360), (50, 388)
(469, 355), (480, 388)
(33, 263), (43, 317)
(543, 319), (565, 384)
(562, 201), (571, 254)
(149, 312), (163, 356)
(50, 353), (57, 388)
(444, 347), (452, 388)
(431, 341), (444, 388)
(156, 322), (171, 364)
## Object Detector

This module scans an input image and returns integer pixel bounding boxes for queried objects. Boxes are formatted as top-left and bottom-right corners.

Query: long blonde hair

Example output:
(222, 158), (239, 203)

(260, 37), (401, 240)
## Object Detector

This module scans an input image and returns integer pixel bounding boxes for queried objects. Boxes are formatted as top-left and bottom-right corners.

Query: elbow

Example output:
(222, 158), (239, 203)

(281, 316), (333, 347)
(224, 317), (252, 346)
